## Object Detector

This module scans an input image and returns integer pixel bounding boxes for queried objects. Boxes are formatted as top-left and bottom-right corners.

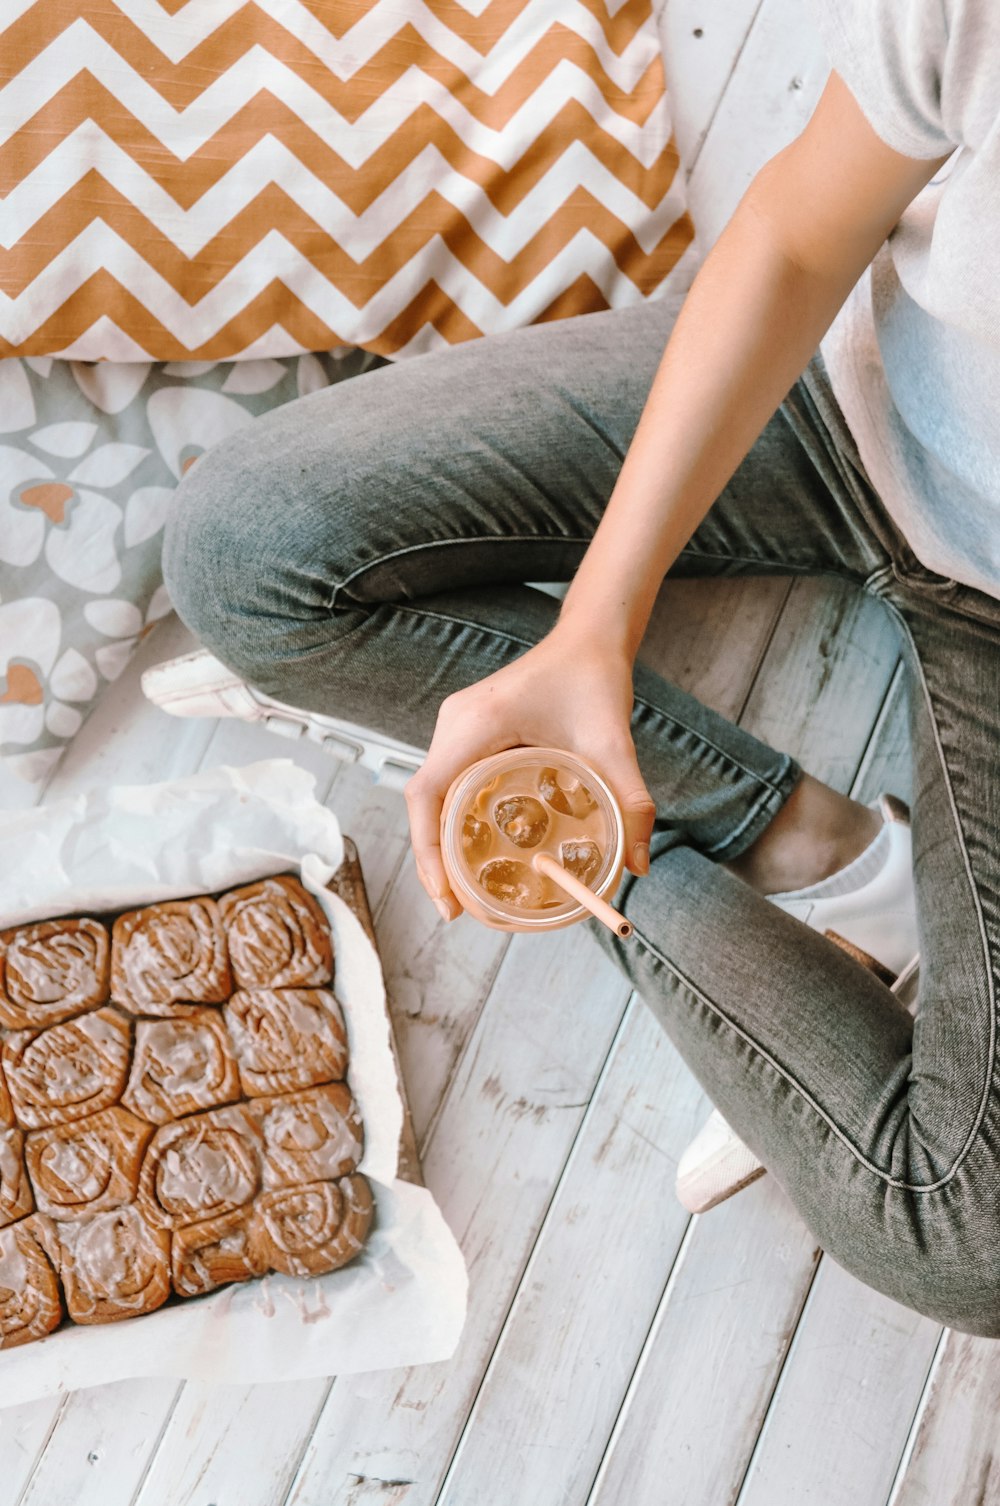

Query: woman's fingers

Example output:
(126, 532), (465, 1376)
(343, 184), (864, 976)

(405, 688), (513, 921)
(403, 773), (457, 922)
(596, 738), (656, 875)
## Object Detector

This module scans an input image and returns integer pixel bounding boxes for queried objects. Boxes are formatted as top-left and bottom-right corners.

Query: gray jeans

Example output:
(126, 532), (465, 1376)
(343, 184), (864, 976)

(164, 291), (1000, 1336)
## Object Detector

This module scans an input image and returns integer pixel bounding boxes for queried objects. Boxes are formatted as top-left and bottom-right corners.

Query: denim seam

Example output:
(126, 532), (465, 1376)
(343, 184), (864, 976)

(700, 765), (796, 857)
(329, 532), (595, 610)
(629, 922), (946, 1193)
(384, 601), (805, 806)
(626, 597), (996, 1196)
(631, 695), (795, 801)
(880, 598), (998, 1185)
(386, 600), (538, 651)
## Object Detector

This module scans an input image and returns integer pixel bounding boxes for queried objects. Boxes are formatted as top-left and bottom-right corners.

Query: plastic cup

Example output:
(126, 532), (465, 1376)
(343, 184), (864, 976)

(440, 747), (626, 933)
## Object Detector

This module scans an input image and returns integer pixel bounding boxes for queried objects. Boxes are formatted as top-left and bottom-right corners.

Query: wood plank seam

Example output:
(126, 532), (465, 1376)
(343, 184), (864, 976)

(124, 1385), (186, 1506)
(10, 1393), (72, 1506)
(683, 0), (768, 175)
(432, 990), (643, 1500)
(583, 1214), (702, 1506)
(882, 1329), (951, 1506)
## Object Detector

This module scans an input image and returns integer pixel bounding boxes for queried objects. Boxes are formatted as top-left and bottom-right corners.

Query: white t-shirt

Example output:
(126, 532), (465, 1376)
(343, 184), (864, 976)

(806, 0), (1000, 598)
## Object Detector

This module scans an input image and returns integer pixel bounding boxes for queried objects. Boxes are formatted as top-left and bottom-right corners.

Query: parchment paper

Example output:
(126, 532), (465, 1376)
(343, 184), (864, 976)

(0, 760), (467, 1404)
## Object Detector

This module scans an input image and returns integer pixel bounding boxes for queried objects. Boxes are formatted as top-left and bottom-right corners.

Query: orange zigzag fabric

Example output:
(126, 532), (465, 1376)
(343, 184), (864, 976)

(0, 0), (695, 361)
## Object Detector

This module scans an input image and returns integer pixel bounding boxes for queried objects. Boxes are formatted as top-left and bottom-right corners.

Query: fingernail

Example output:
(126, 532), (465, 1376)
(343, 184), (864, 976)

(634, 843), (650, 875)
(434, 898), (453, 924)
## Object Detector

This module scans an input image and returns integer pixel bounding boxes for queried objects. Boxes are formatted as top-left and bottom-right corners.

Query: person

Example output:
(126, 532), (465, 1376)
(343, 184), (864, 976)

(162, 0), (1000, 1336)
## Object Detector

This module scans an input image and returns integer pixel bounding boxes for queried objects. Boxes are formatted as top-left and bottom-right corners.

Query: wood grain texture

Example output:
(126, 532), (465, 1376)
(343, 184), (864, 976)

(285, 931), (632, 1506)
(436, 996), (710, 1506)
(889, 1331), (1000, 1506)
(685, 0), (828, 241)
(735, 1259), (941, 1506)
(589, 1177), (821, 1506)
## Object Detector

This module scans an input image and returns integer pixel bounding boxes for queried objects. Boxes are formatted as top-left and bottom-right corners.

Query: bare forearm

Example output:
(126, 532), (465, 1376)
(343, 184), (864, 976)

(558, 155), (884, 657)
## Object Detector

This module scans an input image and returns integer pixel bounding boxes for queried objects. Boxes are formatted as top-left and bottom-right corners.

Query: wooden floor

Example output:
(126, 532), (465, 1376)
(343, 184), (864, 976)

(4, 2), (1000, 1503)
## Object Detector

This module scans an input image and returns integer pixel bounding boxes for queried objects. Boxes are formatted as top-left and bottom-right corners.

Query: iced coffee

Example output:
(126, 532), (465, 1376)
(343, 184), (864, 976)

(440, 747), (626, 933)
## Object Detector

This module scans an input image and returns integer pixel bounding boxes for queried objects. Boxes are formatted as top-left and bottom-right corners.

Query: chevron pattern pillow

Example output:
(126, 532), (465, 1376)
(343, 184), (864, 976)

(0, 0), (694, 363)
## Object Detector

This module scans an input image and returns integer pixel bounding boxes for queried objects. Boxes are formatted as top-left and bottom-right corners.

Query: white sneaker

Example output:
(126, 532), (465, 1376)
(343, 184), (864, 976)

(675, 793), (919, 1215)
(141, 648), (426, 791)
(767, 792), (918, 982)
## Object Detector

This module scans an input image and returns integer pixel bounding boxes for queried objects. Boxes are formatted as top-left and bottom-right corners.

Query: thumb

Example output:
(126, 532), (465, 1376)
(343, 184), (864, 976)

(600, 742), (655, 876)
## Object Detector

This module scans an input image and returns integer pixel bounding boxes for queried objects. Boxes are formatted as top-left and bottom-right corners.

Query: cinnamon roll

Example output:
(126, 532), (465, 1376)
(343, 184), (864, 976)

(138, 1103), (262, 1230)
(0, 918), (110, 1030)
(3, 1008), (132, 1130)
(0, 1059), (12, 1130)
(224, 988), (348, 1098)
(220, 875), (333, 991)
(111, 897), (231, 1016)
(41, 1204), (171, 1324)
(250, 1173), (374, 1278)
(0, 1215), (62, 1348)
(25, 1106), (152, 1220)
(251, 1083), (363, 1190)
(122, 1010), (241, 1125)
(0, 1129), (34, 1228)
(171, 1207), (265, 1298)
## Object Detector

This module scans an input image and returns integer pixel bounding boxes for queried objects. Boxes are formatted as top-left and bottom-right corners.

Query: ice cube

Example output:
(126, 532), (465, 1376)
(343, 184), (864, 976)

(493, 795), (549, 849)
(538, 766), (598, 820)
(560, 839), (602, 885)
(462, 814), (492, 864)
(478, 859), (546, 909)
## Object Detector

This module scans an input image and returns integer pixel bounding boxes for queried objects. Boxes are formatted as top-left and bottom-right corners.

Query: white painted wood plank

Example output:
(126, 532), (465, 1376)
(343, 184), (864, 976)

(685, 0), (828, 242)
(15, 1379), (179, 1506)
(740, 579), (901, 793)
(735, 1259), (941, 1506)
(284, 929), (632, 1506)
(587, 587), (908, 1506)
(589, 1177), (820, 1506)
(641, 577), (791, 722)
(373, 865), (512, 1151)
(889, 1330), (1000, 1506)
(436, 995), (712, 1506)
(852, 661), (912, 807)
(321, 766), (414, 927)
(0, 1396), (67, 1506)
(133, 1382), (329, 1506)
(659, 0), (764, 173)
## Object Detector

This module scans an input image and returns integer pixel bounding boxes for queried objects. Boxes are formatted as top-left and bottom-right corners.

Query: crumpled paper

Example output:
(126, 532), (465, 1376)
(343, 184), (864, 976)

(0, 760), (467, 1404)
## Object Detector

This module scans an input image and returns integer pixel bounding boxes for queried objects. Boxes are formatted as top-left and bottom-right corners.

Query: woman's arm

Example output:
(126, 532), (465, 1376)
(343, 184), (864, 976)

(560, 70), (951, 656)
(406, 71), (951, 918)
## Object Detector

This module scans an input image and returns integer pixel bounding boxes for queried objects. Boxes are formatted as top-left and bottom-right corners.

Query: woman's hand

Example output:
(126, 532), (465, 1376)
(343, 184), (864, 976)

(404, 620), (656, 920)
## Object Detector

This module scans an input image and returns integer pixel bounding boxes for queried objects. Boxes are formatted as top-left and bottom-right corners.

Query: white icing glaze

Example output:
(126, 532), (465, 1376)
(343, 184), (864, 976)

(113, 901), (227, 1011)
(147, 1110), (259, 1226)
(223, 878), (331, 990)
(61, 1205), (167, 1311)
(27, 1107), (150, 1218)
(4, 1009), (130, 1128)
(124, 1012), (239, 1123)
(224, 989), (346, 1094)
(258, 1088), (362, 1187)
(0, 1231), (27, 1295)
(1, 921), (109, 1025)
(39, 1137), (111, 1203)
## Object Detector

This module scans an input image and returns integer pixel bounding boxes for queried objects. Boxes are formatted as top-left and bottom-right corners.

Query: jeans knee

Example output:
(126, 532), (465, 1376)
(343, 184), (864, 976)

(162, 440), (262, 671)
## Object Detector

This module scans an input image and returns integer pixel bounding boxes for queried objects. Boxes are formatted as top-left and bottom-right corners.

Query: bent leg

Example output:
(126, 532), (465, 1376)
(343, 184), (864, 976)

(592, 581), (1000, 1335)
(164, 299), (886, 860)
